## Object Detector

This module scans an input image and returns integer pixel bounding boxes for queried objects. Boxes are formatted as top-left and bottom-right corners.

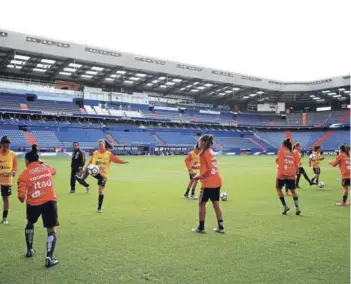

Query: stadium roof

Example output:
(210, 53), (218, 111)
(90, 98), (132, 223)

(0, 29), (350, 106)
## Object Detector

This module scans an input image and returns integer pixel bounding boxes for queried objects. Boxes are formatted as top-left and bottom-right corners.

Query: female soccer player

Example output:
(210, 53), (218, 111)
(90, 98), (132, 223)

(0, 136), (17, 224)
(191, 135), (224, 233)
(184, 143), (200, 199)
(17, 144), (59, 267)
(294, 143), (314, 188)
(309, 145), (325, 186)
(329, 145), (350, 206)
(276, 138), (301, 215)
(76, 139), (128, 213)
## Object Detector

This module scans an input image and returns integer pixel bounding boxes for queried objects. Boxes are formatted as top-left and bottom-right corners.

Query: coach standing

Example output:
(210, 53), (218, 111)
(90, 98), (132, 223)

(70, 142), (85, 193)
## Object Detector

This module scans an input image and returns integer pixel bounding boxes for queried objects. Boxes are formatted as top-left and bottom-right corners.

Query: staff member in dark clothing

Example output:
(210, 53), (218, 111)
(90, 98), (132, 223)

(70, 142), (86, 193)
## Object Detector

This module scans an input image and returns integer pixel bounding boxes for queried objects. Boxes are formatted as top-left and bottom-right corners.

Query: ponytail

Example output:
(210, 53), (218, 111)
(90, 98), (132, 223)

(282, 138), (293, 152)
(199, 135), (214, 155)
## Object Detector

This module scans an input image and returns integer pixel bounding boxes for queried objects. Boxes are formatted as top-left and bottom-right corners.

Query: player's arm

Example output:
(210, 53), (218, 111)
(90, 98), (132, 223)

(194, 153), (211, 180)
(110, 153), (128, 164)
(12, 154), (18, 177)
(17, 173), (27, 203)
(329, 156), (340, 167)
(44, 164), (56, 176)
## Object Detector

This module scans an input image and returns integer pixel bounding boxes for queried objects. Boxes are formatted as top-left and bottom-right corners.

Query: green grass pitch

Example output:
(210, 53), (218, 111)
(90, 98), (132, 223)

(0, 156), (349, 284)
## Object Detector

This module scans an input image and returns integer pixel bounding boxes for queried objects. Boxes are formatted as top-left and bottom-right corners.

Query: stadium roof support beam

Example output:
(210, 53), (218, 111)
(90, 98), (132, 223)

(48, 58), (72, 82)
(0, 49), (15, 69)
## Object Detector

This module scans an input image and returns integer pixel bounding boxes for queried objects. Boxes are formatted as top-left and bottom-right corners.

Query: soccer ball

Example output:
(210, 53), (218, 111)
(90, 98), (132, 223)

(309, 154), (317, 161)
(220, 192), (228, 201)
(87, 164), (100, 176)
(318, 181), (325, 188)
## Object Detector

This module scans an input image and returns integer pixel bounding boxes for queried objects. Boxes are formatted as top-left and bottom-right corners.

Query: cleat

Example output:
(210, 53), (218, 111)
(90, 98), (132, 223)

(213, 227), (225, 233)
(26, 249), (34, 258)
(97, 209), (103, 213)
(1, 218), (8, 224)
(69, 190), (75, 194)
(45, 257), (59, 268)
(86, 187), (90, 193)
(191, 227), (205, 233)
(296, 209), (302, 216)
(190, 195), (198, 200)
(184, 194), (190, 199)
(282, 207), (290, 215)
(336, 202), (347, 206)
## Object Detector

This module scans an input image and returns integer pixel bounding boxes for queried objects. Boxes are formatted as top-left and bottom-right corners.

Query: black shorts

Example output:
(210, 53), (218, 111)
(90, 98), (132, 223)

(200, 187), (221, 203)
(313, 168), (321, 175)
(0, 186), (12, 197)
(27, 201), (59, 228)
(93, 174), (107, 187)
(276, 179), (296, 190)
(189, 173), (196, 180)
(298, 167), (306, 175)
(342, 179), (350, 187)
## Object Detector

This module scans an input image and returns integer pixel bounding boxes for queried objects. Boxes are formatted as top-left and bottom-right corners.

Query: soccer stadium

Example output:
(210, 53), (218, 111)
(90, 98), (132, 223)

(0, 28), (350, 284)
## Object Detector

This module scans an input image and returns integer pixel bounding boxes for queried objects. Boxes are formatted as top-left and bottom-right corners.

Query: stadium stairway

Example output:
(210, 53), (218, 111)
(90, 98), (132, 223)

(106, 134), (118, 146)
(154, 135), (165, 145)
(339, 110), (350, 123)
(284, 131), (294, 144)
(248, 137), (266, 151)
(25, 132), (39, 147)
(313, 130), (334, 147)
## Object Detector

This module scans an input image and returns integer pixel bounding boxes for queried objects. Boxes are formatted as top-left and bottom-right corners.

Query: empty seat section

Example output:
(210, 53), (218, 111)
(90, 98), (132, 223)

(109, 131), (156, 145)
(31, 130), (61, 148)
(0, 128), (29, 148)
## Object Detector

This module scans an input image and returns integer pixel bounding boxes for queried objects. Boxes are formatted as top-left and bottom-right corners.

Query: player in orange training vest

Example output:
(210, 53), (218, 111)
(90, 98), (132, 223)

(329, 144), (350, 206)
(0, 136), (17, 224)
(184, 143), (200, 199)
(191, 135), (224, 233)
(276, 138), (301, 215)
(17, 144), (59, 267)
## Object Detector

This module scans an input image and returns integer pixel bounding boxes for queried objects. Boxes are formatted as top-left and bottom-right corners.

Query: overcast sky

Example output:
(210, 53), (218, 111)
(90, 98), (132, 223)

(0, 0), (349, 81)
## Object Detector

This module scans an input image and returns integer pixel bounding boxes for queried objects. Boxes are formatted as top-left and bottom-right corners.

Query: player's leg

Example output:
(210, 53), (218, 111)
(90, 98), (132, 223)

(190, 180), (198, 199)
(96, 175), (106, 213)
(75, 168), (90, 190)
(336, 179), (350, 206)
(315, 168), (320, 185)
(1, 186), (11, 224)
(211, 188), (224, 233)
(192, 188), (207, 233)
(289, 180), (301, 215)
(184, 174), (194, 198)
(296, 168), (302, 188)
(276, 179), (289, 215)
(300, 167), (313, 185)
(42, 201), (59, 267)
(25, 204), (41, 257)
(70, 168), (77, 193)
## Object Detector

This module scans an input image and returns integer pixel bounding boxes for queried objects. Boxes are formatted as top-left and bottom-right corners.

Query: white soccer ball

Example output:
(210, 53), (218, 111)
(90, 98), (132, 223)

(309, 154), (317, 161)
(87, 164), (100, 176)
(318, 181), (325, 188)
(220, 192), (228, 201)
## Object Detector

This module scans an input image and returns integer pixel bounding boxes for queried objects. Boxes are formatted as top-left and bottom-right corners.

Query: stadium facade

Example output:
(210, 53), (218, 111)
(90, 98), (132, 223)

(0, 29), (350, 156)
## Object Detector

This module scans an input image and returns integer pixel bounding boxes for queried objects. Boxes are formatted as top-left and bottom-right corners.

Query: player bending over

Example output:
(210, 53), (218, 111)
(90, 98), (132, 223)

(184, 143), (200, 199)
(76, 139), (128, 213)
(276, 138), (301, 215)
(192, 135), (224, 233)
(0, 136), (17, 224)
(329, 145), (350, 206)
(309, 145), (325, 186)
(17, 144), (59, 267)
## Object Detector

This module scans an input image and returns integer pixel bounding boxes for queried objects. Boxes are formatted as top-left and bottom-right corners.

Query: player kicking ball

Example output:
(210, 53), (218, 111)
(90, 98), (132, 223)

(76, 139), (128, 213)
